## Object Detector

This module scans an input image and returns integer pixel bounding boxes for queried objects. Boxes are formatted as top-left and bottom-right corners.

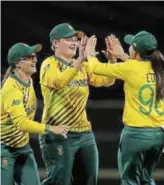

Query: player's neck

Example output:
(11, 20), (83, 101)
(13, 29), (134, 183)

(55, 51), (72, 64)
(13, 69), (31, 84)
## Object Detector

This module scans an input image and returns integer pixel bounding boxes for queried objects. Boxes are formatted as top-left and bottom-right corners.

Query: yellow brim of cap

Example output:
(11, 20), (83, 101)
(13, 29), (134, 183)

(76, 31), (85, 38)
(35, 44), (42, 52)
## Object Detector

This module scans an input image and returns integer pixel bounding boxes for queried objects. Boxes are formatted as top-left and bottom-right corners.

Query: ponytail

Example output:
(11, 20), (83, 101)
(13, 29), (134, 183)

(151, 50), (164, 101)
(1, 66), (12, 88)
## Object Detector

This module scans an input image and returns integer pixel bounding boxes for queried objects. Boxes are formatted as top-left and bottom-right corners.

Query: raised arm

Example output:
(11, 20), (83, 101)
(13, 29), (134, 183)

(85, 34), (131, 80)
(40, 36), (88, 90)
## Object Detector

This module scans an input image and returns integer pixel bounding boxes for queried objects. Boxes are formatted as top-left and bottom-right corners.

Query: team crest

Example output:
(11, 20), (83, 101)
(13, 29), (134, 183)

(57, 145), (63, 155)
(2, 157), (8, 167)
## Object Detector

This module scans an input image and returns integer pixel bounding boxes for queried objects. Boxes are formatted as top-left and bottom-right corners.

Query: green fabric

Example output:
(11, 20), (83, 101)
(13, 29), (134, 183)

(50, 23), (84, 43)
(1, 144), (41, 185)
(124, 31), (157, 57)
(53, 55), (72, 66)
(39, 131), (98, 185)
(118, 126), (164, 185)
(8, 43), (42, 66)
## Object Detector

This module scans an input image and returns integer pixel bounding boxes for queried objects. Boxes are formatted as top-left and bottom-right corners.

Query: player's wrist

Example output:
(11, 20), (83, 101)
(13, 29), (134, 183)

(72, 58), (83, 69)
(45, 124), (50, 133)
(119, 53), (129, 61)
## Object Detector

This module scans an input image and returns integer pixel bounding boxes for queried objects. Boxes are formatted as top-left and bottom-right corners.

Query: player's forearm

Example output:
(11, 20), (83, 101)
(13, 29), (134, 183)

(88, 73), (115, 87)
(13, 116), (47, 134)
(54, 67), (79, 89)
(94, 63), (115, 77)
(86, 57), (115, 86)
(88, 57), (115, 77)
(54, 58), (84, 90)
(103, 58), (116, 85)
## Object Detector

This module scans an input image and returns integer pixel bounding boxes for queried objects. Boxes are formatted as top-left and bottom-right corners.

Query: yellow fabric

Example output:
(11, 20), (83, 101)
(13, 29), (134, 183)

(40, 56), (115, 132)
(0, 75), (46, 148)
(89, 57), (164, 127)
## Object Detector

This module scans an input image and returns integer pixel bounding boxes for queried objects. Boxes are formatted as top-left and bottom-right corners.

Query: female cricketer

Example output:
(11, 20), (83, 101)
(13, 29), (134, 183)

(39, 23), (115, 185)
(87, 31), (164, 185)
(1, 43), (69, 185)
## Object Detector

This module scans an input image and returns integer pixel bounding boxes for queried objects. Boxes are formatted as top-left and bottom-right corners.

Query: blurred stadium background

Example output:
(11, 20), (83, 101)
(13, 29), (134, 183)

(2, 1), (164, 185)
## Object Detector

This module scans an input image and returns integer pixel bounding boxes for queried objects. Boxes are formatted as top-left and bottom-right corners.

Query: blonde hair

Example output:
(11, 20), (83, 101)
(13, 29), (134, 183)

(1, 66), (12, 88)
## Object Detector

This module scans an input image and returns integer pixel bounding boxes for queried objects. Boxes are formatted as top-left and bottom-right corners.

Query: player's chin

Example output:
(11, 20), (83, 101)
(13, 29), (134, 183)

(69, 51), (76, 58)
(31, 67), (37, 74)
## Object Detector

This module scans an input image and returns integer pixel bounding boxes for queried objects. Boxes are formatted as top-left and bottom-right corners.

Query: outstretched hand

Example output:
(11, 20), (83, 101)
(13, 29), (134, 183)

(85, 35), (99, 59)
(102, 35), (117, 63)
(105, 34), (129, 61)
(78, 36), (88, 61)
(72, 36), (88, 68)
(107, 34), (125, 58)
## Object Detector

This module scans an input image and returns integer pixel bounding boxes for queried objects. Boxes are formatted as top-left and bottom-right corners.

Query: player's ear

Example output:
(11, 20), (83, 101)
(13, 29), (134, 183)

(15, 62), (21, 69)
(53, 40), (60, 49)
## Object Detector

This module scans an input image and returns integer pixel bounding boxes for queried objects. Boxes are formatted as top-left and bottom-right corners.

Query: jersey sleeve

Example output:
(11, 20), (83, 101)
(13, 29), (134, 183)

(83, 61), (115, 87)
(88, 57), (132, 81)
(40, 57), (79, 90)
(4, 89), (46, 134)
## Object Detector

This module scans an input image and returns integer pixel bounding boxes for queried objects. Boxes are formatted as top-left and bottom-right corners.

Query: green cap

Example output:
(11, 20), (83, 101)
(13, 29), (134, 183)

(7, 43), (42, 67)
(50, 23), (84, 43)
(124, 31), (157, 56)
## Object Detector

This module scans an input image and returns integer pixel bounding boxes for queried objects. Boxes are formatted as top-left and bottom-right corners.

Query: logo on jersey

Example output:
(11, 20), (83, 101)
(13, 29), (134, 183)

(57, 145), (63, 155)
(68, 79), (88, 87)
(25, 104), (36, 115)
(12, 100), (21, 106)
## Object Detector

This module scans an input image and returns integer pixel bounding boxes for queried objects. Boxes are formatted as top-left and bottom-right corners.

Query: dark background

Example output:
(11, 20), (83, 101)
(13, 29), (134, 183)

(2, 1), (164, 185)
(2, 1), (164, 100)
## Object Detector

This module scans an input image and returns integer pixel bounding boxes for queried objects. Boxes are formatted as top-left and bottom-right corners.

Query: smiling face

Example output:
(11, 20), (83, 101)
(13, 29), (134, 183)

(53, 36), (79, 58)
(16, 53), (37, 75)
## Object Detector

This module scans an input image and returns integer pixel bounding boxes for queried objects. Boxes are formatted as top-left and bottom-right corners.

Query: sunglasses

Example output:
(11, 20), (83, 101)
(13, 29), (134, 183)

(19, 54), (37, 61)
